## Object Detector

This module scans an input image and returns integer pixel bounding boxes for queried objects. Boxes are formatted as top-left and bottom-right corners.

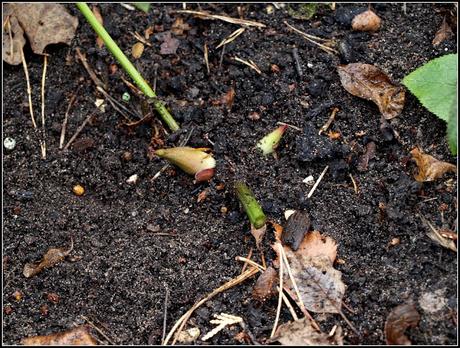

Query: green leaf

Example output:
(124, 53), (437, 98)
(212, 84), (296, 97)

(288, 3), (318, 20)
(402, 53), (457, 122)
(131, 3), (150, 13)
(447, 88), (457, 155)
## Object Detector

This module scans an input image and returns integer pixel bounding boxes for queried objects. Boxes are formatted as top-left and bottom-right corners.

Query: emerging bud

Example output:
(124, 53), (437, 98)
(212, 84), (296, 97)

(155, 147), (216, 182)
(256, 125), (288, 155)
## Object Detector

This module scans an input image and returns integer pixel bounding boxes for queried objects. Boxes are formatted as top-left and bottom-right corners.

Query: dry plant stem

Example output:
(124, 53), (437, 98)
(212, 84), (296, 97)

(279, 243), (320, 331)
(81, 315), (116, 345)
(236, 255), (264, 272)
(20, 47), (37, 129)
(60, 87), (80, 149)
(319, 107), (339, 135)
(284, 21), (338, 55)
(349, 173), (359, 194)
(307, 165), (329, 199)
(40, 54), (48, 159)
(176, 10), (265, 28)
(204, 43), (210, 74)
(271, 243), (285, 338)
(161, 284), (170, 345)
(163, 267), (259, 345)
(240, 247), (253, 274)
(76, 47), (105, 88)
(63, 113), (94, 150)
(277, 286), (300, 321)
(277, 121), (302, 131)
(233, 56), (262, 74)
(216, 27), (245, 48)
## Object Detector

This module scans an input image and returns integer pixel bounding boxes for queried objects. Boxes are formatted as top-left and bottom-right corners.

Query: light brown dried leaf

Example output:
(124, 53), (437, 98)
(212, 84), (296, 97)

(21, 325), (97, 345)
(357, 141), (376, 172)
(132, 42), (144, 59)
(5, 4), (78, 58)
(171, 17), (191, 36)
(433, 17), (453, 47)
(273, 317), (343, 345)
(385, 303), (420, 345)
(296, 230), (338, 264)
(252, 266), (278, 301)
(92, 5), (104, 48)
(337, 63), (405, 119)
(2, 7), (26, 65)
(410, 147), (457, 182)
(23, 240), (73, 278)
(352, 10), (382, 32)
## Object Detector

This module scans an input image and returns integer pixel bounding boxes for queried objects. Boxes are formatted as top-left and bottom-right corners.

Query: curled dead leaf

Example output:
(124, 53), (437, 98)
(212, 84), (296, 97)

(272, 318), (343, 345)
(23, 239), (73, 278)
(21, 325), (97, 345)
(171, 17), (191, 36)
(337, 63), (405, 120)
(433, 17), (453, 46)
(410, 147), (456, 182)
(352, 10), (382, 32)
(385, 302), (420, 345)
(252, 266), (278, 301)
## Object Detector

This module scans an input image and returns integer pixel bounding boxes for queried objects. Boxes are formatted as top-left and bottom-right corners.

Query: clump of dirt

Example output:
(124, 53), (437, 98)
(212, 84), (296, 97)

(3, 3), (457, 345)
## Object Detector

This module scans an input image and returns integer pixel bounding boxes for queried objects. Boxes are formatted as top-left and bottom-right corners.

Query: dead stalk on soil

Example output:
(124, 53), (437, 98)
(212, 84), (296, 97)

(204, 43), (210, 74)
(81, 315), (116, 345)
(284, 21), (338, 55)
(161, 283), (170, 345)
(63, 113), (94, 150)
(40, 54), (48, 159)
(20, 47), (37, 129)
(349, 174), (359, 195)
(233, 56), (262, 74)
(307, 166), (329, 199)
(271, 243), (285, 338)
(319, 107), (339, 135)
(216, 27), (245, 49)
(176, 10), (265, 28)
(277, 121), (302, 131)
(60, 86), (80, 149)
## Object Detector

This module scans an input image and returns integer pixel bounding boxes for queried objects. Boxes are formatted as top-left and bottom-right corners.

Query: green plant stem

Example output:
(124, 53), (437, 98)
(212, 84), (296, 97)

(235, 181), (267, 229)
(76, 2), (179, 132)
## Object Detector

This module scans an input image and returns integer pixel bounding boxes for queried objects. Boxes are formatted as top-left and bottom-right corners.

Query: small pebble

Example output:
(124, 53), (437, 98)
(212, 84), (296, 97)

(122, 151), (133, 161)
(303, 175), (315, 185)
(220, 206), (228, 214)
(12, 290), (23, 302)
(284, 209), (296, 220)
(4, 305), (13, 315)
(126, 174), (138, 185)
(73, 185), (85, 196)
(4, 137), (16, 150)
(389, 237), (400, 246)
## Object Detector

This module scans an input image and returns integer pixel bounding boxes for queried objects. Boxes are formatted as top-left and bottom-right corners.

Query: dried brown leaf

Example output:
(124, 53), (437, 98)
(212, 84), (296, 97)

(421, 216), (457, 252)
(352, 10), (382, 32)
(410, 147), (456, 182)
(282, 210), (311, 251)
(2, 8), (26, 65)
(357, 141), (376, 172)
(337, 63), (405, 120)
(296, 230), (338, 264)
(21, 325), (97, 345)
(23, 240), (73, 278)
(132, 42), (144, 59)
(273, 318), (343, 345)
(222, 87), (235, 110)
(171, 17), (191, 36)
(3, 3), (78, 61)
(92, 5), (104, 48)
(433, 17), (453, 46)
(160, 32), (179, 55)
(385, 303), (420, 345)
(252, 266), (278, 301)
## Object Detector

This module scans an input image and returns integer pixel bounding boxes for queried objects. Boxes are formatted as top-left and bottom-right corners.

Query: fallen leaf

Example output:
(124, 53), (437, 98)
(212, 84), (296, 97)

(385, 303), (420, 345)
(433, 17), (453, 46)
(3, 3), (78, 65)
(420, 215), (457, 252)
(410, 147), (456, 182)
(357, 141), (376, 172)
(282, 210), (311, 251)
(252, 266), (278, 301)
(2, 8), (27, 65)
(222, 87), (235, 110)
(296, 231), (338, 264)
(159, 31), (179, 55)
(171, 17), (191, 36)
(21, 325), (97, 345)
(132, 42), (144, 59)
(352, 9), (382, 32)
(92, 5), (104, 48)
(23, 239), (73, 278)
(176, 327), (200, 344)
(337, 63), (405, 120)
(273, 318), (343, 345)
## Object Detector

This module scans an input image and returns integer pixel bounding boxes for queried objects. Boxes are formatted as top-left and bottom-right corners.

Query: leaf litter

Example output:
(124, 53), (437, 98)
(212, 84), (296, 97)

(384, 302), (420, 345)
(337, 63), (405, 120)
(21, 325), (98, 345)
(410, 147), (456, 182)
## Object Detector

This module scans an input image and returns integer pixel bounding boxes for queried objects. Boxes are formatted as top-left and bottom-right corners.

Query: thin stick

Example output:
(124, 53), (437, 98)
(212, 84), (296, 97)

(60, 86), (80, 149)
(161, 284), (170, 345)
(219, 44), (225, 70)
(240, 248), (254, 274)
(307, 166), (329, 199)
(349, 173), (359, 195)
(81, 315), (116, 345)
(20, 46), (37, 129)
(277, 121), (302, 131)
(63, 113), (94, 150)
(40, 54), (48, 159)
(319, 107), (339, 135)
(292, 47), (303, 77)
(153, 64), (159, 92)
(236, 255), (264, 272)
(163, 267), (259, 345)
(278, 286), (299, 321)
(284, 21), (338, 55)
(204, 43), (210, 74)
(175, 10), (266, 28)
(216, 28), (245, 49)
(233, 56), (262, 74)
(270, 243), (284, 338)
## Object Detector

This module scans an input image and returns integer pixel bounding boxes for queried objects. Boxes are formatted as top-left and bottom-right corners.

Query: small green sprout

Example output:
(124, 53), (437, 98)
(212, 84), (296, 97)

(256, 124), (288, 155)
(235, 181), (267, 229)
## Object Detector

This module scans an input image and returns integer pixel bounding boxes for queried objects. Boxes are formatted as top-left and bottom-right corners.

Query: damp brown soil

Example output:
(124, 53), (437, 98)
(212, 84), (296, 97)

(2, 3), (457, 345)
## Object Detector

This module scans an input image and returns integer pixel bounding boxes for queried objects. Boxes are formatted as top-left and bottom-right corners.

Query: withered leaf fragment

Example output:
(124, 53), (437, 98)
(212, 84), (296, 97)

(2, 8), (26, 65)
(273, 317), (343, 345)
(410, 147), (456, 182)
(21, 325), (97, 345)
(23, 239), (73, 278)
(385, 303), (420, 345)
(337, 63), (405, 119)
(252, 266), (278, 301)
(282, 210), (311, 251)
(357, 141), (376, 172)
(352, 9), (382, 32)
(433, 17), (453, 47)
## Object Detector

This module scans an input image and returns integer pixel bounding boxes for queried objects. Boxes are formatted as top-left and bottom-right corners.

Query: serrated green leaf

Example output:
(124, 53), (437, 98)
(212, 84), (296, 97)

(131, 3), (150, 13)
(447, 87), (457, 155)
(402, 53), (457, 122)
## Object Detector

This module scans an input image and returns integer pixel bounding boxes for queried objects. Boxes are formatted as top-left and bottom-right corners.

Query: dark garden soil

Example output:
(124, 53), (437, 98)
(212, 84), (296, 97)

(2, 2), (458, 345)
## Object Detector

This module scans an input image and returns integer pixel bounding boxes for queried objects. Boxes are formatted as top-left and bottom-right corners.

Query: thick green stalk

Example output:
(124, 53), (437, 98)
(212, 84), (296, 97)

(235, 181), (267, 229)
(76, 2), (180, 132)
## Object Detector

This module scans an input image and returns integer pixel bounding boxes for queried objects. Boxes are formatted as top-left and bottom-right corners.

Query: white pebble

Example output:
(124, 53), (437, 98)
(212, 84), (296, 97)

(4, 137), (16, 150)
(284, 209), (296, 220)
(126, 174), (138, 184)
(303, 175), (315, 185)
(307, 62), (314, 68)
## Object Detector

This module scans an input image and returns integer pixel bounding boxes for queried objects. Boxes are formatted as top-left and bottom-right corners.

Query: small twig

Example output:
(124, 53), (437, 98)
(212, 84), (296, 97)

(219, 44), (225, 70)
(96, 86), (141, 121)
(307, 166), (329, 199)
(233, 56), (262, 74)
(81, 315), (116, 345)
(278, 286), (299, 321)
(203, 43), (210, 74)
(240, 248), (254, 274)
(40, 54), (48, 159)
(349, 174), (359, 195)
(161, 284), (170, 345)
(20, 46), (37, 129)
(216, 28), (245, 49)
(130, 31), (152, 47)
(60, 86), (81, 149)
(285, 21), (338, 55)
(271, 243), (284, 338)
(277, 122), (302, 131)
(319, 107), (339, 135)
(76, 47), (105, 89)
(292, 47), (303, 78)
(175, 10), (266, 28)
(63, 113), (94, 150)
